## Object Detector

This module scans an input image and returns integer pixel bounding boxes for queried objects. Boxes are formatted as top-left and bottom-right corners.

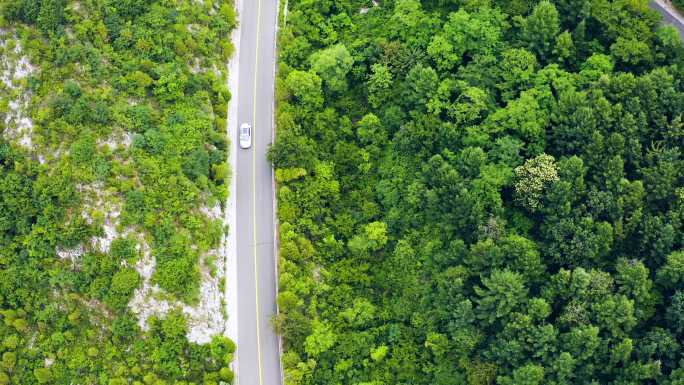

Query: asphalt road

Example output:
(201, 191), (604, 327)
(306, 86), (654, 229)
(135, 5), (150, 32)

(650, 0), (684, 39)
(235, 0), (281, 384)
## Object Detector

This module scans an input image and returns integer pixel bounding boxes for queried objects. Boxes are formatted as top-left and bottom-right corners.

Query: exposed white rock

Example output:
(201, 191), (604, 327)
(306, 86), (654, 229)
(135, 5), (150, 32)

(189, 58), (203, 75)
(127, 201), (228, 344)
(128, 247), (173, 330)
(183, 244), (226, 343)
(77, 183), (123, 254)
(98, 132), (133, 151)
(128, 238), (228, 344)
(91, 208), (120, 253)
(1, 34), (35, 149)
(360, 0), (379, 14)
(201, 202), (222, 220)
(57, 181), (229, 344)
(56, 183), (123, 262)
(57, 245), (85, 261)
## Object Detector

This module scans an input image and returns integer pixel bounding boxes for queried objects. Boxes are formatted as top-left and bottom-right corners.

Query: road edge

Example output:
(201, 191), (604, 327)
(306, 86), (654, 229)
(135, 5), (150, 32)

(653, 0), (684, 27)
(225, 0), (242, 378)
(649, 0), (684, 37)
(271, 0), (288, 378)
(273, 1), (286, 384)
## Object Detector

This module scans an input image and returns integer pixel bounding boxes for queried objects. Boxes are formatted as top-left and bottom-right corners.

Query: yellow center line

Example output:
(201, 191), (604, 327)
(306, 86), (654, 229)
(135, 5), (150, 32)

(252, 0), (264, 384)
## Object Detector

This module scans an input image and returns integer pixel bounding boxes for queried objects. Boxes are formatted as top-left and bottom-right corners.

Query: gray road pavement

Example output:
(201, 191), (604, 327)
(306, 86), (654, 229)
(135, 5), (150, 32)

(650, 0), (684, 39)
(235, 0), (281, 384)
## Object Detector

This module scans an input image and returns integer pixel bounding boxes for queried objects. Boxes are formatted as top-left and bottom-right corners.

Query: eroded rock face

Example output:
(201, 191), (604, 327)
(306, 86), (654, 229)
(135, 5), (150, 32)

(3, 18), (232, 348)
(1, 32), (35, 149)
(128, 203), (227, 344)
(56, 188), (229, 344)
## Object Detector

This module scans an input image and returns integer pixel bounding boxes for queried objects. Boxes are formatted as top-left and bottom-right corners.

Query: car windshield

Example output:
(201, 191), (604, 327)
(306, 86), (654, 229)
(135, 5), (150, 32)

(240, 126), (250, 136)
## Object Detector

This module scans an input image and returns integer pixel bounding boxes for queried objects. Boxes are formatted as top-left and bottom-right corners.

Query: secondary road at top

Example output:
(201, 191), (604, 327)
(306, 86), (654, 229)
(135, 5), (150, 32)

(234, 0), (281, 384)
(651, 0), (684, 38)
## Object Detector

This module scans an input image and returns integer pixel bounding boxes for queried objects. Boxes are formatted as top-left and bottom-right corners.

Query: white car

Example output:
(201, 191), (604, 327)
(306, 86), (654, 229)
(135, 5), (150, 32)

(239, 123), (252, 149)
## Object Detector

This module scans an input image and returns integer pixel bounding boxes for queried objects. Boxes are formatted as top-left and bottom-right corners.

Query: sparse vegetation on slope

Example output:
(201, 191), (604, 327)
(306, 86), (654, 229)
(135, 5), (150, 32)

(0, 0), (236, 383)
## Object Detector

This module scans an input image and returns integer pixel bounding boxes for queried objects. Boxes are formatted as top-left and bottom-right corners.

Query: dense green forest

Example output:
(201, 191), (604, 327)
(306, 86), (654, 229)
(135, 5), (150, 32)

(271, 0), (684, 384)
(0, 0), (235, 383)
